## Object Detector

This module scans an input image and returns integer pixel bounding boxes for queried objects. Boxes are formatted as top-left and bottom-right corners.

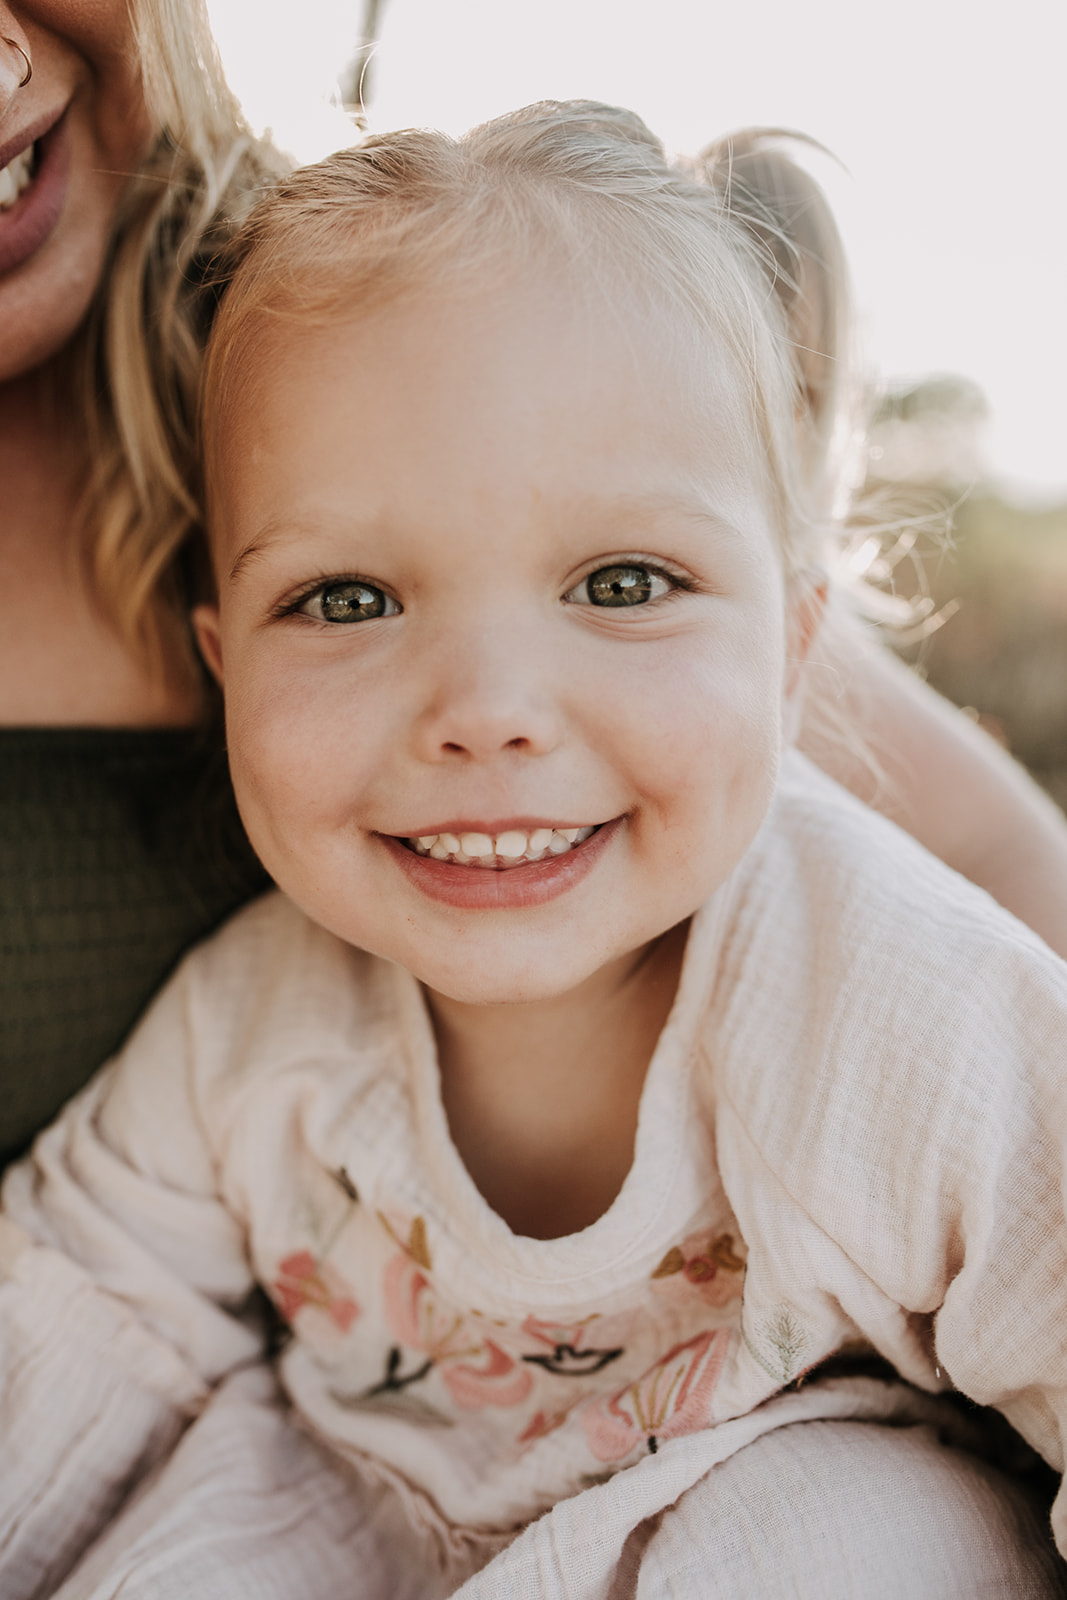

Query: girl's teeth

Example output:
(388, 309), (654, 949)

(408, 824), (597, 867)
(0, 145), (35, 212)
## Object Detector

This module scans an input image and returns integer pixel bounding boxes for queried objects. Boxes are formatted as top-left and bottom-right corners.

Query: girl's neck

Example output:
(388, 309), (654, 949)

(427, 919), (690, 1240)
(0, 365), (199, 729)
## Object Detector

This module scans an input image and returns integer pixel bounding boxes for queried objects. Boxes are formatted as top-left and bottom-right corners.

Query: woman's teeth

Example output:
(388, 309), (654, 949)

(409, 825), (597, 867)
(0, 144), (36, 210)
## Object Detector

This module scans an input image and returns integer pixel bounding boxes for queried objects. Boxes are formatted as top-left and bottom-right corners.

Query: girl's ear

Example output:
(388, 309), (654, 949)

(192, 603), (225, 686)
(783, 570), (827, 739)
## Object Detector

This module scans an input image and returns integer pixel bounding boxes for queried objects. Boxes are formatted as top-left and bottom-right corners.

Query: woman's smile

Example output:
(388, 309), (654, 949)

(0, 107), (68, 275)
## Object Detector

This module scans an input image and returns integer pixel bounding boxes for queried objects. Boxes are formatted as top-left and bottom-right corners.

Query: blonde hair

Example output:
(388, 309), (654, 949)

(202, 101), (856, 576)
(76, 0), (287, 690)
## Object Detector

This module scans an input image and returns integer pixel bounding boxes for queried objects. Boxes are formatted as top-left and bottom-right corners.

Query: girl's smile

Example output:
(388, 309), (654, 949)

(381, 818), (615, 910)
(196, 264), (820, 1008)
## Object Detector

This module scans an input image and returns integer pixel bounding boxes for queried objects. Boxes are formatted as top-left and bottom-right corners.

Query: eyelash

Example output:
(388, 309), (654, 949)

(274, 559), (697, 624)
(563, 560), (695, 608)
(273, 577), (399, 623)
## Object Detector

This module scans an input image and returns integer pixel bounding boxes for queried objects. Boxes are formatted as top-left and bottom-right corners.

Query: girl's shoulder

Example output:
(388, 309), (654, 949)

(710, 750), (1067, 1209)
(113, 890), (403, 1117)
(708, 751), (1067, 1322)
(754, 748), (1064, 979)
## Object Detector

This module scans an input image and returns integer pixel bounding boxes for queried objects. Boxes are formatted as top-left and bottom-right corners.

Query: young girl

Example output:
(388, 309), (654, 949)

(3, 102), (1067, 1599)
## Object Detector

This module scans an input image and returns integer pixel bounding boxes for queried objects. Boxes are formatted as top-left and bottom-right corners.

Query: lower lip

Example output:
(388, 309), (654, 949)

(0, 115), (71, 278)
(379, 820), (620, 910)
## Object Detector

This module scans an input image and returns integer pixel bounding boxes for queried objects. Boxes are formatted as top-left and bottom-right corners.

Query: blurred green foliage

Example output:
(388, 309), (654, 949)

(863, 379), (1067, 812)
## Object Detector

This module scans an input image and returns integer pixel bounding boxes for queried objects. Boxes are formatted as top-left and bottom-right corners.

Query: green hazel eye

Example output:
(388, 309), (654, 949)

(310, 581), (393, 623)
(585, 565), (659, 607)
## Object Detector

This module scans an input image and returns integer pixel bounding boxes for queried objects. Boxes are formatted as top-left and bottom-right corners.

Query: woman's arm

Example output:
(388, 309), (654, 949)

(801, 613), (1067, 960)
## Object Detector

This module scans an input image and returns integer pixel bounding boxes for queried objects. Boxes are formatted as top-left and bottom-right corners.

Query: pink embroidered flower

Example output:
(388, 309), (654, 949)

(581, 1327), (730, 1461)
(650, 1230), (746, 1308)
(383, 1252), (532, 1409)
(273, 1249), (360, 1331)
(517, 1389), (592, 1445)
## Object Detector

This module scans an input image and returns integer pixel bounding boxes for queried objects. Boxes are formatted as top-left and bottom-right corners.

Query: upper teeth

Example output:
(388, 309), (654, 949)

(410, 825), (597, 866)
(0, 144), (35, 211)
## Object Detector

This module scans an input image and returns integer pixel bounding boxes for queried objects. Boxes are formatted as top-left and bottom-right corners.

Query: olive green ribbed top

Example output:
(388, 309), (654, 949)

(0, 728), (269, 1170)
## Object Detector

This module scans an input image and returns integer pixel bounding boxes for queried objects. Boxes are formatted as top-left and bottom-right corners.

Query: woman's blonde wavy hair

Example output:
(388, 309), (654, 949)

(202, 101), (857, 581)
(77, 0), (287, 690)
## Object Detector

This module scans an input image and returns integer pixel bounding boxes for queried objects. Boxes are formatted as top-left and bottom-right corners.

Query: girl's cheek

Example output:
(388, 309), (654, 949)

(228, 655), (383, 821)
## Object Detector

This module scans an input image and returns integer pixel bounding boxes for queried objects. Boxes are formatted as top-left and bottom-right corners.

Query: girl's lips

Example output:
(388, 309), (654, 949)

(0, 110), (71, 278)
(379, 816), (620, 910)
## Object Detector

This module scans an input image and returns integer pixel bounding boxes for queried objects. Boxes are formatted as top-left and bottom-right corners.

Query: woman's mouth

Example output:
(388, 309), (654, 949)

(405, 824), (599, 869)
(0, 142), (36, 210)
(0, 112), (71, 277)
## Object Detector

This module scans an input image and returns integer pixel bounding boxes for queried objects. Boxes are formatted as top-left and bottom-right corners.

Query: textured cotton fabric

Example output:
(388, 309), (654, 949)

(3, 752), (1067, 1597)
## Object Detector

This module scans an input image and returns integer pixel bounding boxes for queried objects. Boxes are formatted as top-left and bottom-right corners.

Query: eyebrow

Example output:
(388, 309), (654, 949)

(227, 515), (365, 586)
(226, 494), (743, 586)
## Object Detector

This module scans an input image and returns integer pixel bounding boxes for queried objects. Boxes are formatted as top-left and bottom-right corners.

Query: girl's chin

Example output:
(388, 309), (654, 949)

(411, 956), (610, 1010)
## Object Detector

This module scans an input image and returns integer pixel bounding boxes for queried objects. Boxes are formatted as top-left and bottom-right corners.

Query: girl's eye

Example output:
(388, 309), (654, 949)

(566, 564), (672, 608)
(298, 581), (398, 624)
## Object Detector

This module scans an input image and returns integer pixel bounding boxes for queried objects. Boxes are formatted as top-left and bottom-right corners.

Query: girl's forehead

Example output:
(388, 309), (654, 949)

(228, 264), (759, 456)
(209, 265), (780, 572)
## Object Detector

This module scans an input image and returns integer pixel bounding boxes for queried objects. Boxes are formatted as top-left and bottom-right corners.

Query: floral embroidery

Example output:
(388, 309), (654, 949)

(518, 1388), (593, 1445)
(272, 1249), (360, 1332)
(650, 1230), (746, 1308)
(581, 1327), (730, 1461)
(518, 1314), (626, 1377)
(377, 1210), (433, 1270)
(742, 1301), (810, 1384)
(383, 1251), (533, 1409)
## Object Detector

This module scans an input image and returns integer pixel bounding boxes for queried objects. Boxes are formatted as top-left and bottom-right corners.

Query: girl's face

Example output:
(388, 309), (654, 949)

(0, 0), (151, 381)
(198, 270), (820, 1006)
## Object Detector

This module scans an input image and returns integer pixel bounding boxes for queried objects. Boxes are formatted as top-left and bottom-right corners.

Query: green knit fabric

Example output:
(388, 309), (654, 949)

(0, 728), (269, 1170)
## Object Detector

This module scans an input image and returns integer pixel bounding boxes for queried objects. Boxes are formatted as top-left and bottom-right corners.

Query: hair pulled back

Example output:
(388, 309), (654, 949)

(203, 100), (855, 573)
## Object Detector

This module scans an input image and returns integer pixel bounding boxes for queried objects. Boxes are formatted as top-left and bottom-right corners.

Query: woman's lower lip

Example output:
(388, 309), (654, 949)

(380, 819), (619, 910)
(0, 115), (71, 278)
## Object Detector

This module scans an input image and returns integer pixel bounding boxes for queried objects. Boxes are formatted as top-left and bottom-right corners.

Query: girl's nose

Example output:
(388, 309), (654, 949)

(410, 628), (562, 765)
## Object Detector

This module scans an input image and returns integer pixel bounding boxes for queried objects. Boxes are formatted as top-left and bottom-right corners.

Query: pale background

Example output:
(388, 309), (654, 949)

(207, 0), (1066, 503)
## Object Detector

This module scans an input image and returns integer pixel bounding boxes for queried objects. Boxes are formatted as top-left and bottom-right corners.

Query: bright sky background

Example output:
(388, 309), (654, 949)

(207, 0), (1067, 503)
